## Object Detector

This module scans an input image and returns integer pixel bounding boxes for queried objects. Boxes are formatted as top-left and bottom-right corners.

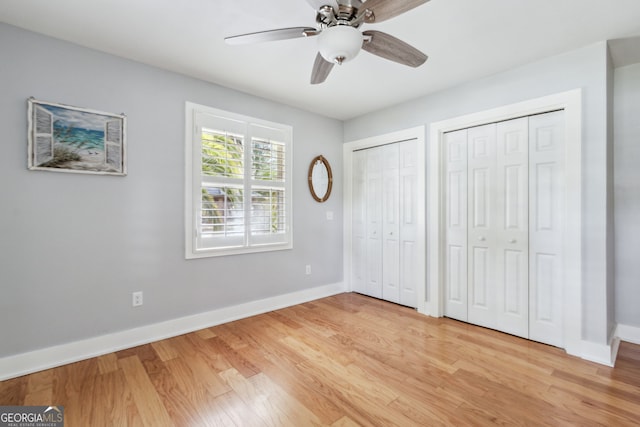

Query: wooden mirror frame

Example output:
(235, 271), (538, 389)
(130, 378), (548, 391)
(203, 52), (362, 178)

(308, 155), (333, 203)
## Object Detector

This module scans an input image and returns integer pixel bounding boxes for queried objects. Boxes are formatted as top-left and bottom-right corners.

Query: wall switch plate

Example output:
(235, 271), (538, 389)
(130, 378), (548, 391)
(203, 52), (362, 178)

(305, 265), (311, 275)
(326, 211), (334, 221)
(132, 291), (143, 307)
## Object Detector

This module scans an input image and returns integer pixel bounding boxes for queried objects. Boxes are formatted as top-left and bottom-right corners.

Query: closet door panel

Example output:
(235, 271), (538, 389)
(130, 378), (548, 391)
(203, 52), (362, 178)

(496, 117), (529, 338)
(366, 148), (383, 299)
(467, 124), (497, 329)
(351, 150), (368, 294)
(444, 129), (468, 321)
(382, 144), (400, 303)
(529, 110), (565, 347)
(399, 140), (418, 308)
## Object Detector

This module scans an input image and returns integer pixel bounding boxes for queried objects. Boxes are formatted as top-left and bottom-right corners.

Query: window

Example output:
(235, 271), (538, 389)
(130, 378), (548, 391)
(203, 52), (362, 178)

(185, 102), (292, 258)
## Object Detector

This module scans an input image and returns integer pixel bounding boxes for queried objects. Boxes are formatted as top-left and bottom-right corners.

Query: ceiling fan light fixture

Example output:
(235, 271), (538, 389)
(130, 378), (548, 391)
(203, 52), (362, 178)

(318, 25), (363, 64)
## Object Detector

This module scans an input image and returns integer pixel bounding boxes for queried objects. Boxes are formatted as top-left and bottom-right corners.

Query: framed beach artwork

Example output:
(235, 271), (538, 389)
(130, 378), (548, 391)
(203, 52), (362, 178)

(27, 98), (127, 175)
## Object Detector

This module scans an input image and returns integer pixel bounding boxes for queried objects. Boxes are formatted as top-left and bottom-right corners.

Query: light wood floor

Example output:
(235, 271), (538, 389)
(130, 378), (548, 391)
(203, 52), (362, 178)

(1, 293), (639, 426)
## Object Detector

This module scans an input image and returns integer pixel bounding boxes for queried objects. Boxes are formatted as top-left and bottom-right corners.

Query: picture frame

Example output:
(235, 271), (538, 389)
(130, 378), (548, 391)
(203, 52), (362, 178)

(27, 98), (127, 175)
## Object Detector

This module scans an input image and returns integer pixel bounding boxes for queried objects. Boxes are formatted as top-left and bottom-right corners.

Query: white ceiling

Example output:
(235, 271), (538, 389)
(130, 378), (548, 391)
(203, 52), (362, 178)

(1, 0), (640, 120)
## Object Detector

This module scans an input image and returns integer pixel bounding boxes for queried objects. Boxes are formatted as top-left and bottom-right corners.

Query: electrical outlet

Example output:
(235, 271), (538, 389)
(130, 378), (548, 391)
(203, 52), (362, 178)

(132, 291), (143, 307)
(305, 265), (312, 275)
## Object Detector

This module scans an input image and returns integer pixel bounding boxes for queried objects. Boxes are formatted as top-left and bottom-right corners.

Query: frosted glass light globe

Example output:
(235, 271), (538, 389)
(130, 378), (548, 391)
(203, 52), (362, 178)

(318, 25), (363, 64)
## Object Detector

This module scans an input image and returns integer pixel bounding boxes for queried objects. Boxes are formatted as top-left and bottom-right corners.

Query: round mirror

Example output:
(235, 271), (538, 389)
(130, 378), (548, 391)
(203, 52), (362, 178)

(308, 155), (333, 203)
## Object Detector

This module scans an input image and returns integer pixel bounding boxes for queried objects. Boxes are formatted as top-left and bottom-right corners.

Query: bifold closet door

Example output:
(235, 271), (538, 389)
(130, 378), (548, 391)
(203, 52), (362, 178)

(494, 117), (529, 338)
(444, 111), (564, 346)
(466, 123), (499, 329)
(381, 141), (418, 307)
(444, 129), (469, 321)
(529, 111), (565, 347)
(365, 147), (383, 299)
(398, 141), (418, 307)
(351, 141), (418, 308)
(351, 149), (367, 295)
(382, 144), (401, 303)
(445, 118), (530, 339)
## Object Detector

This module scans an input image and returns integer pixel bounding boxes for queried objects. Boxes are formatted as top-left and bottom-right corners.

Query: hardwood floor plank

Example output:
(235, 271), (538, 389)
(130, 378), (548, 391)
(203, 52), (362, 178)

(0, 377), (26, 406)
(209, 335), (260, 378)
(202, 390), (265, 427)
(118, 355), (173, 426)
(195, 327), (217, 340)
(2, 293), (639, 426)
(218, 368), (295, 426)
(97, 352), (119, 374)
(23, 369), (53, 405)
(151, 337), (181, 362)
(89, 370), (142, 427)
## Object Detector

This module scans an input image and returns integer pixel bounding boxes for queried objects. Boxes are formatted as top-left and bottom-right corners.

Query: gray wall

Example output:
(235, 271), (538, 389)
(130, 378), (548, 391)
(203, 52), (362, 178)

(0, 23), (344, 358)
(344, 42), (613, 344)
(614, 62), (640, 328)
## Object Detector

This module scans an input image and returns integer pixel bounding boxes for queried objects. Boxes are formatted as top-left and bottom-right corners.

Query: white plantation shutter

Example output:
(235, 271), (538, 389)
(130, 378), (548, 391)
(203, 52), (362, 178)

(105, 119), (123, 172)
(33, 105), (54, 165)
(186, 103), (292, 258)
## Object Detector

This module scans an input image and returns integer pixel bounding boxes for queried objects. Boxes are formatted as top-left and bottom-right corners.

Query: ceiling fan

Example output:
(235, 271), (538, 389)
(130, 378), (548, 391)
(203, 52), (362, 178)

(225, 0), (430, 84)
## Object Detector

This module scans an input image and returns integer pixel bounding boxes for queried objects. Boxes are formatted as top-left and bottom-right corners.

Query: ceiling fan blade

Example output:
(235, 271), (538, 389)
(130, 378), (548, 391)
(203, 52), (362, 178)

(362, 0), (430, 23)
(362, 30), (427, 67)
(310, 53), (335, 84)
(225, 27), (318, 45)
(306, 0), (339, 12)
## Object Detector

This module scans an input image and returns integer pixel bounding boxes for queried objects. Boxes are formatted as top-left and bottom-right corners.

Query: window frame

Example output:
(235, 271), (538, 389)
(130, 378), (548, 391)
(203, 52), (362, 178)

(185, 102), (293, 259)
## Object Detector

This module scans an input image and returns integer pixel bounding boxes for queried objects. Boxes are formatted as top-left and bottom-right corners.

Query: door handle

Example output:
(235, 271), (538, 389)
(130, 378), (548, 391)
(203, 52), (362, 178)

(509, 239), (517, 244)
(478, 236), (486, 241)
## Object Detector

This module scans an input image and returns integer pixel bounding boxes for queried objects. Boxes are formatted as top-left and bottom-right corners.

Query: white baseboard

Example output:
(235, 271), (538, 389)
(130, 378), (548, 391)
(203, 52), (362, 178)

(0, 282), (346, 381)
(575, 338), (618, 367)
(616, 323), (640, 345)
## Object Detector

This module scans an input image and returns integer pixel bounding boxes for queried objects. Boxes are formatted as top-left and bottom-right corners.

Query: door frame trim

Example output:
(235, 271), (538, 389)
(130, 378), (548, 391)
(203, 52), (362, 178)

(343, 126), (427, 310)
(427, 90), (582, 354)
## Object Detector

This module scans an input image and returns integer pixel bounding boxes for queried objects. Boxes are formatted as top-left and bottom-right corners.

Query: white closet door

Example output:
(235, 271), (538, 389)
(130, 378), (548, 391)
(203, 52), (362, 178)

(444, 129), (468, 321)
(529, 110), (565, 347)
(467, 124), (498, 329)
(366, 147), (383, 299)
(495, 118), (529, 338)
(399, 140), (418, 308)
(382, 144), (401, 303)
(351, 149), (367, 295)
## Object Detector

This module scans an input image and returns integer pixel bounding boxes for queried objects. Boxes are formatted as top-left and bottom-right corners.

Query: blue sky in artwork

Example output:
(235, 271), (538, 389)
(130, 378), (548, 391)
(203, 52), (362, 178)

(42, 104), (110, 131)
